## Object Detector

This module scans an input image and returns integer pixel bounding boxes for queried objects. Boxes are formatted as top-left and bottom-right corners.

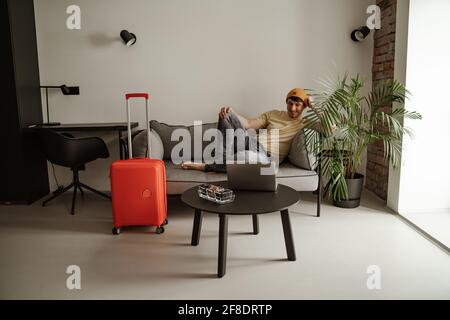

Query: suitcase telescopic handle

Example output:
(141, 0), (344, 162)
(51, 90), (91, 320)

(126, 93), (149, 100)
(125, 93), (151, 159)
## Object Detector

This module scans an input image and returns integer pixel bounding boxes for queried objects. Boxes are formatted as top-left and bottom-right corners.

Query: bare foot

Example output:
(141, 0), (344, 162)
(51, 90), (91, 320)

(181, 161), (206, 172)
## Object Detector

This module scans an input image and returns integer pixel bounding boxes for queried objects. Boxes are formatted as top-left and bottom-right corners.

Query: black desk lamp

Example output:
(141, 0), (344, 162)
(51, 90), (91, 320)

(40, 85), (80, 126)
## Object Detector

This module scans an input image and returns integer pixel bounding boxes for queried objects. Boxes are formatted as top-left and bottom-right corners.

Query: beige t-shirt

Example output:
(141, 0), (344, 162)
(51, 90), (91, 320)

(255, 110), (305, 162)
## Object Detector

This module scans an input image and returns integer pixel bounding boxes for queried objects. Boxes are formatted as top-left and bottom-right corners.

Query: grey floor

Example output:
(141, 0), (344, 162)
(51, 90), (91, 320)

(0, 190), (449, 300)
(402, 211), (450, 249)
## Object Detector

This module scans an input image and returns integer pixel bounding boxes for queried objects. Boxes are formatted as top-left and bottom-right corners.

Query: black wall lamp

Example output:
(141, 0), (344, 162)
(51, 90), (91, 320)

(120, 30), (137, 46)
(60, 85), (80, 95)
(351, 26), (371, 42)
(40, 85), (80, 126)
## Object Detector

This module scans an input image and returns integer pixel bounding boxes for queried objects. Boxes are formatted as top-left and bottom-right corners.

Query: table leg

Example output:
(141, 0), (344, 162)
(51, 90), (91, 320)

(218, 214), (228, 278)
(252, 214), (259, 235)
(191, 209), (203, 246)
(280, 209), (296, 261)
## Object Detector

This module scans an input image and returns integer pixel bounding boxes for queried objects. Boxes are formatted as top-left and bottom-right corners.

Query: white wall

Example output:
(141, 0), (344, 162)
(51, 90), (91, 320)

(34, 0), (373, 191)
(392, 0), (450, 213)
(387, 0), (409, 212)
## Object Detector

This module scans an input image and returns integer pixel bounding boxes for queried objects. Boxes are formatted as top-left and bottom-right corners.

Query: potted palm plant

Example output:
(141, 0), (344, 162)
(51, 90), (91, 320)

(303, 74), (422, 208)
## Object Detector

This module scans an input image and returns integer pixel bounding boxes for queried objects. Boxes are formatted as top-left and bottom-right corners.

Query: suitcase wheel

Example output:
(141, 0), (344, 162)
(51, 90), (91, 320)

(156, 226), (165, 234)
(162, 219), (168, 226)
(112, 227), (121, 235)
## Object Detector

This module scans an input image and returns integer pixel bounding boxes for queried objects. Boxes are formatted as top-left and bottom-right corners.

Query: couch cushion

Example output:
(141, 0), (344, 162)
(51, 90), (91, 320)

(151, 120), (217, 161)
(164, 160), (318, 193)
(132, 129), (164, 159)
(276, 161), (318, 191)
(276, 161), (317, 178)
(288, 130), (312, 170)
(165, 161), (227, 183)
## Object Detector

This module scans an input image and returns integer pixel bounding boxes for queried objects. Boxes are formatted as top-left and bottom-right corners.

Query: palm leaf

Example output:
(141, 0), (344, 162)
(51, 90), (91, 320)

(304, 74), (422, 201)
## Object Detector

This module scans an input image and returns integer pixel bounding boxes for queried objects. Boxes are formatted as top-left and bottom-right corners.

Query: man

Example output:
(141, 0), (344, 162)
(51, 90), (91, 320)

(181, 88), (311, 172)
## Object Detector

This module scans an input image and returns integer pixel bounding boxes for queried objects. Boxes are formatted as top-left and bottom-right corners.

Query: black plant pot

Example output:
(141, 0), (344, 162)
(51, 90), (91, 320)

(333, 173), (364, 209)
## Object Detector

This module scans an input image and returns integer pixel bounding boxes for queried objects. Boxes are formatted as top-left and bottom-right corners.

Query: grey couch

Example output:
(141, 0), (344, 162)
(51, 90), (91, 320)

(129, 120), (322, 217)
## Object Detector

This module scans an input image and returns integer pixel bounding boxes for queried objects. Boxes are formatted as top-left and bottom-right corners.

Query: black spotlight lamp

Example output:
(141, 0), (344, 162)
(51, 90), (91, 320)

(120, 30), (137, 46)
(60, 84), (80, 95)
(351, 26), (371, 42)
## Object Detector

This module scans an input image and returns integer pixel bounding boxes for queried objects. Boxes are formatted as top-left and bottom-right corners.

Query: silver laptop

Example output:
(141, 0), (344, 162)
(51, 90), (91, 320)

(227, 163), (277, 192)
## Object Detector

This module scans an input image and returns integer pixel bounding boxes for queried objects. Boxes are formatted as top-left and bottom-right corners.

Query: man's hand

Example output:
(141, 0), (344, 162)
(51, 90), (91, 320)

(219, 106), (233, 119)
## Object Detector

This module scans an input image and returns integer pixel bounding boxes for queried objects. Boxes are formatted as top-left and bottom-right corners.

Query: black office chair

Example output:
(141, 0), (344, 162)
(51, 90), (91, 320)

(38, 130), (111, 215)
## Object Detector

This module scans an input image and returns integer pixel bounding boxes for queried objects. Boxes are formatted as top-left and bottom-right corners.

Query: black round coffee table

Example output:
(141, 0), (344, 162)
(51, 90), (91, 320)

(181, 182), (300, 278)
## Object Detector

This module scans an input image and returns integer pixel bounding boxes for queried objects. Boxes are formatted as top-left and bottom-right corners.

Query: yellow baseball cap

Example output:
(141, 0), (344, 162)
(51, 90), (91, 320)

(286, 88), (310, 106)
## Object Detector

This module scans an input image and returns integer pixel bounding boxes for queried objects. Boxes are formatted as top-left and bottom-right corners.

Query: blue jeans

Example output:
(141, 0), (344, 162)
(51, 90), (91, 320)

(204, 113), (269, 173)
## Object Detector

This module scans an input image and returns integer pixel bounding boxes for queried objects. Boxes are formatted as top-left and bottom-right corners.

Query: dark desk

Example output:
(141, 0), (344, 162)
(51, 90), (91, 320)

(27, 122), (139, 160)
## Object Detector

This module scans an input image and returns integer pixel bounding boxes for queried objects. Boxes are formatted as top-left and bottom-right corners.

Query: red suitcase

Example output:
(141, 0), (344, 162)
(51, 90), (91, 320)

(110, 93), (167, 235)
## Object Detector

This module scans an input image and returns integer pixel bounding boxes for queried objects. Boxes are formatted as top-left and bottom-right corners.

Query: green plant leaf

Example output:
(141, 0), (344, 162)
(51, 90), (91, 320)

(304, 75), (421, 201)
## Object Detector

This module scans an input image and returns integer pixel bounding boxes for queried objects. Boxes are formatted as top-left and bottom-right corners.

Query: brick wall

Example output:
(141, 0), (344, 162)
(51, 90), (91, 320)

(365, 0), (397, 200)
